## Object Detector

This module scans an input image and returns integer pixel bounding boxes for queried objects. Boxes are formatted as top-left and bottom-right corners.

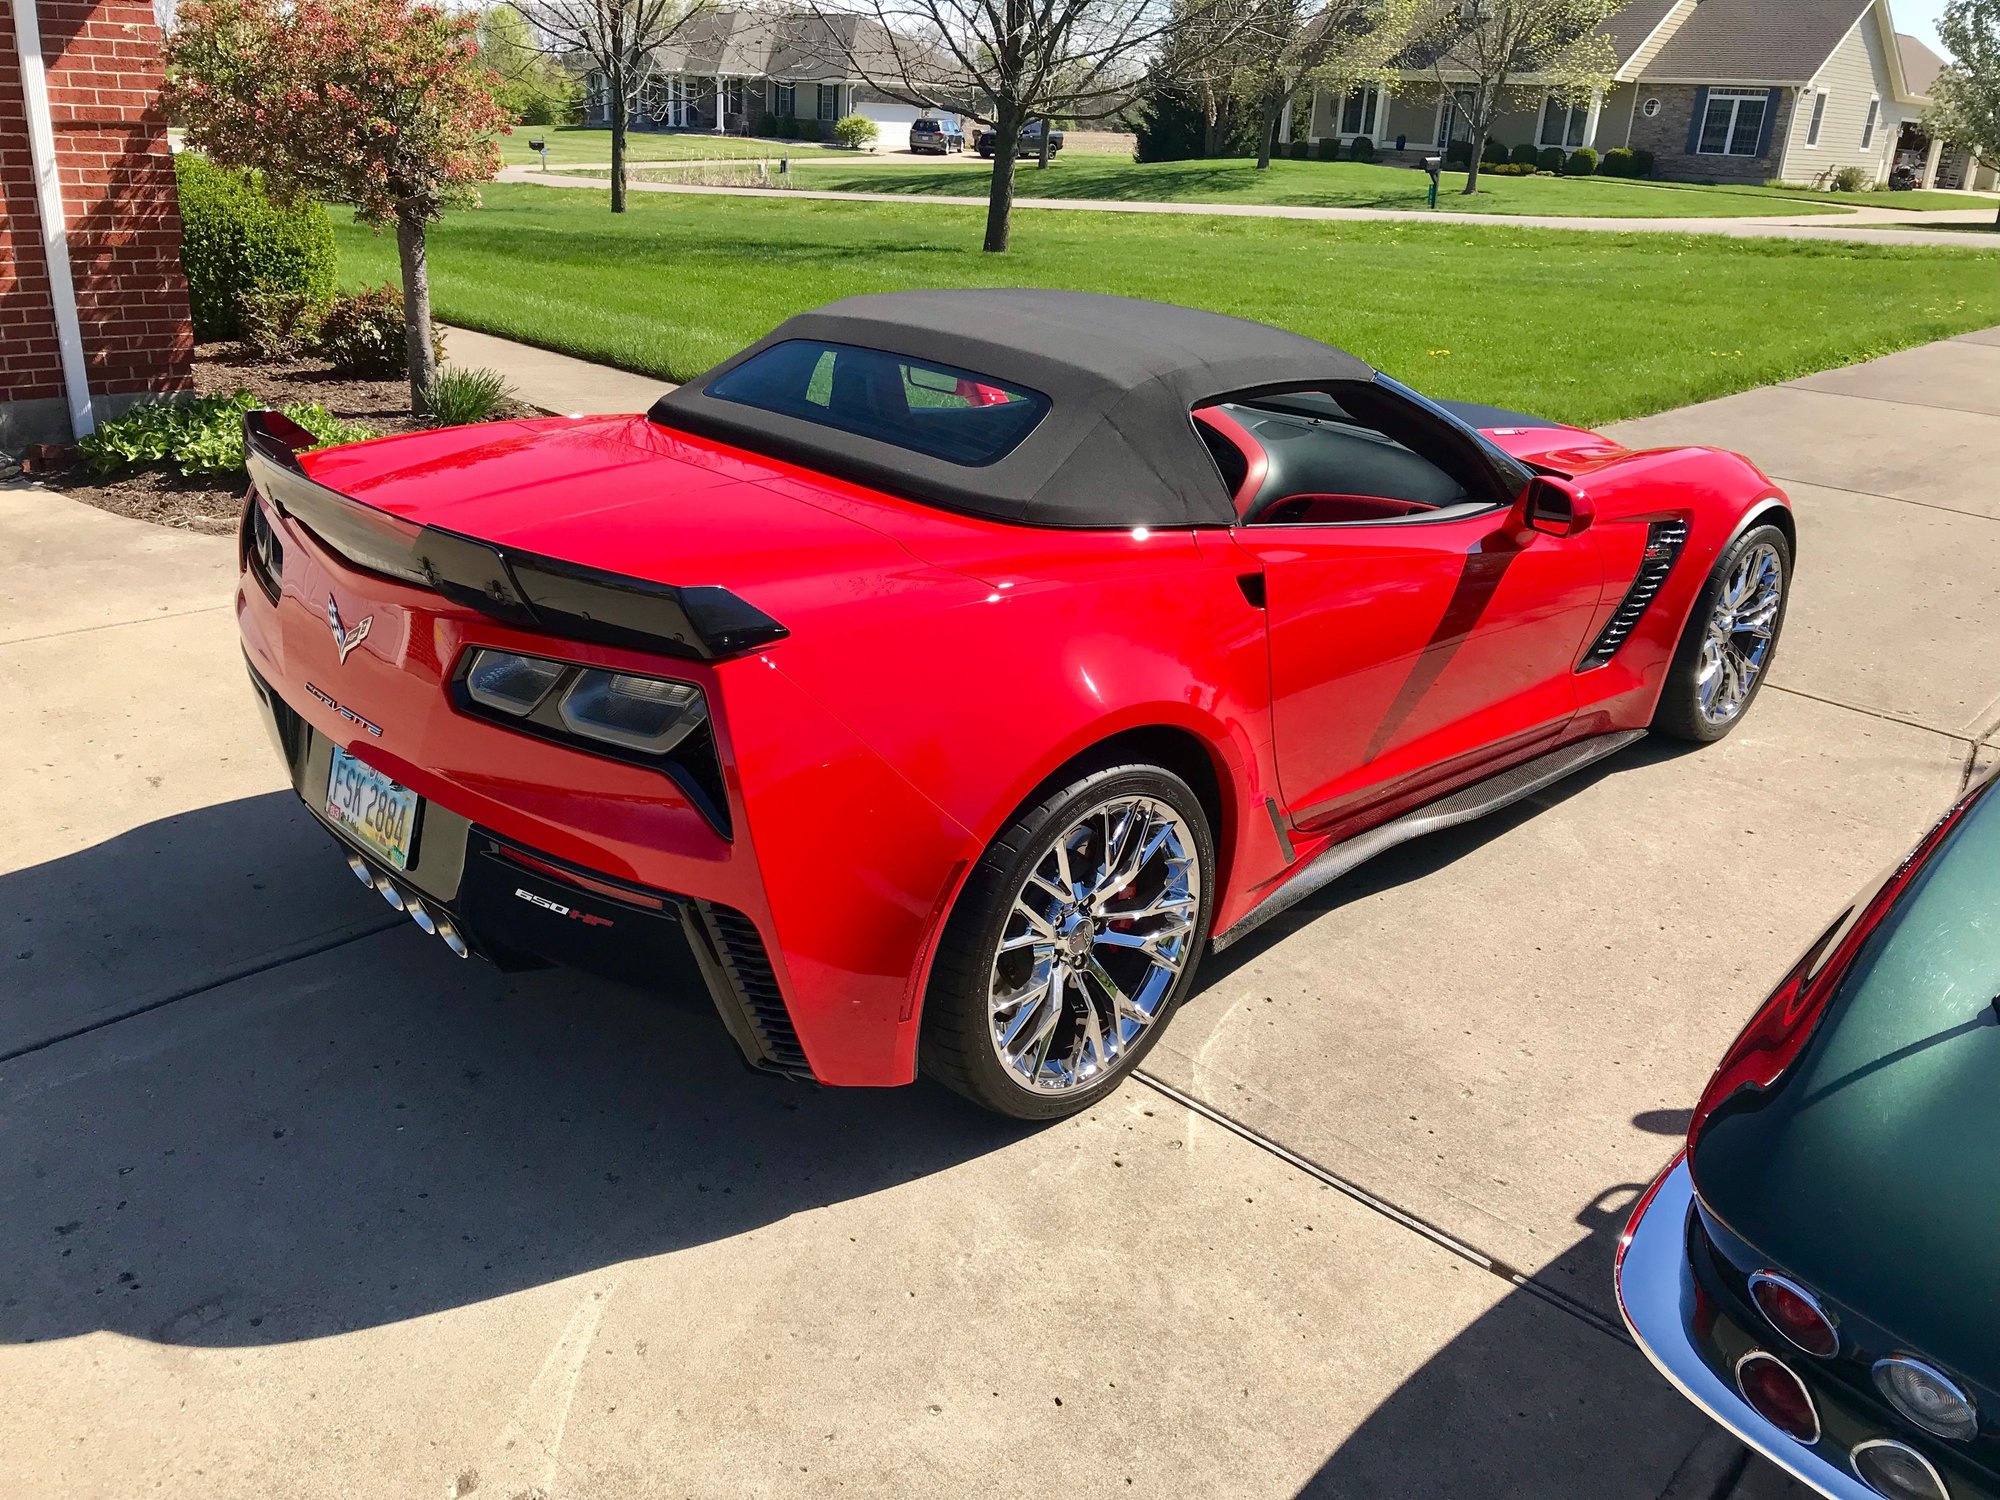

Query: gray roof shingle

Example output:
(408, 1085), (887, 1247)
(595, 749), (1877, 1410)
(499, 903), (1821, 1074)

(1897, 31), (1944, 96)
(646, 10), (912, 81)
(1640, 0), (1875, 82)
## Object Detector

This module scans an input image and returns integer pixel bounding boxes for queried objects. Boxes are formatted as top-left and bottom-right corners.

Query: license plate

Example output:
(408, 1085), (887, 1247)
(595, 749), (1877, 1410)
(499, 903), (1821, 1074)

(326, 745), (420, 870)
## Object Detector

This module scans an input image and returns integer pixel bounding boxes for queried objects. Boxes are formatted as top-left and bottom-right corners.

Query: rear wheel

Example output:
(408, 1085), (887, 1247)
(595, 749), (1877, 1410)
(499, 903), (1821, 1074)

(920, 764), (1213, 1120)
(1653, 522), (1791, 742)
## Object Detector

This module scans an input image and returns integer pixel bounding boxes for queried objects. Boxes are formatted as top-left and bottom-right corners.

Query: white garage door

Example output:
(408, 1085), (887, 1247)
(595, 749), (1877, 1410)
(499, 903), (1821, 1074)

(856, 100), (922, 152)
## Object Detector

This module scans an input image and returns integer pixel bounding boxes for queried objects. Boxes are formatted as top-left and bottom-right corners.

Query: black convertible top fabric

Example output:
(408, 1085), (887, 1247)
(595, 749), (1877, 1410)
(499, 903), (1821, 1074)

(648, 289), (1376, 528)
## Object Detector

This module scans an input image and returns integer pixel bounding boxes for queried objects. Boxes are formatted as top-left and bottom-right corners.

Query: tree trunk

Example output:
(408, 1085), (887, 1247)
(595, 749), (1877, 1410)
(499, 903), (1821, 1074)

(1255, 86), (1280, 169)
(609, 55), (628, 213)
(984, 102), (1021, 252)
(1201, 84), (1219, 158)
(1037, 117), (1052, 169)
(1462, 128), (1486, 194)
(395, 208), (436, 414)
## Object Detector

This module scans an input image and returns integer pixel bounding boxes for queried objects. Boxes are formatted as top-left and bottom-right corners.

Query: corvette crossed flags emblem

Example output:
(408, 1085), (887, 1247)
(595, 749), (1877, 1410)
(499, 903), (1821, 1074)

(327, 595), (373, 664)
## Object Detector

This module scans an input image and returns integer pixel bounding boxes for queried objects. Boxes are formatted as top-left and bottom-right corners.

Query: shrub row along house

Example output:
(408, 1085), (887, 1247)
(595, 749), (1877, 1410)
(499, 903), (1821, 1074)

(1292, 0), (1993, 190)
(579, 10), (944, 152)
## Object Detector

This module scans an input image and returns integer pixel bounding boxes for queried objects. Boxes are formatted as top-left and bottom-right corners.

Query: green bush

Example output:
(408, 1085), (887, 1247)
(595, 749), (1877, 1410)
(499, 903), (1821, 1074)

(1537, 145), (1565, 174)
(1288, 139), (1310, 160)
(421, 366), (515, 426)
(1564, 146), (1598, 176)
(755, 111), (781, 138)
(1484, 162), (1537, 176)
(238, 283), (327, 360)
(1480, 137), (1510, 166)
(1832, 165), (1873, 192)
(833, 113), (878, 150)
(1631, 149), (1655, 178)
(1347, 135), (1374, 162)
(776, 114), (799, 139)
(1444, 139), (1473, 167)
(173, 153), (336, 342)
(1598, 146), (1636, 177)
(1316, 136), (1341, 161)
(78, 390), (371, 478)
(796, 118), (823, 142)
(318, 285), (440, 379)
(1510, 141), (1540, 167)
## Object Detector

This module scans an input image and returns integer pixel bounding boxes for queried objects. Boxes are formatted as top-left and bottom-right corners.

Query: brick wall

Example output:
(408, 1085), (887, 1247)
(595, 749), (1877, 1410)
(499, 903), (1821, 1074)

(1629, 84), (1800, 185)
(1, 0), (192, 445)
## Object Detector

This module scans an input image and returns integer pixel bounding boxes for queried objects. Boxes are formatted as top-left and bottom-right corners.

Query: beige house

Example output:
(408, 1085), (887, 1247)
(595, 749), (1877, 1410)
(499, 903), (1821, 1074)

(1295, 0), (1994, 190)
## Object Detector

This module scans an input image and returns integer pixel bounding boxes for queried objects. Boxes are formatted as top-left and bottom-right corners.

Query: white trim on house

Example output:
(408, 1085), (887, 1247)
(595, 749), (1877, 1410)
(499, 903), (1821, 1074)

(1615, 0), (1697, 82)
(11, 0), (94, 439)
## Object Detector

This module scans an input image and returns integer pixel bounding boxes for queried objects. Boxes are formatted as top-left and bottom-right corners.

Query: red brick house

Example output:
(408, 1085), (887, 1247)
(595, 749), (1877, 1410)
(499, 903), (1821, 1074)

(2, 0), (192, 449)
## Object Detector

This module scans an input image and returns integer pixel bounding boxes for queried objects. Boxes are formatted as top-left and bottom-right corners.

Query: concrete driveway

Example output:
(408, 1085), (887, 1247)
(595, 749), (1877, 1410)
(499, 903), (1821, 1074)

(4, 329), (1997, 1500)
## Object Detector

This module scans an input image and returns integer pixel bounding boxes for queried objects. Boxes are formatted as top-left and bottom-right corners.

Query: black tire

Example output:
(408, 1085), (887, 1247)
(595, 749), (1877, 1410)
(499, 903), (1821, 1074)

(1653, 521), (1792, 743)
(920, 763), (1215, 1121)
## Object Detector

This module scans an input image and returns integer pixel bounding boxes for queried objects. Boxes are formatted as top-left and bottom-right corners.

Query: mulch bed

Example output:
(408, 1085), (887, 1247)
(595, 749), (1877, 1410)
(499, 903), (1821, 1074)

(32, 344), (534, 536)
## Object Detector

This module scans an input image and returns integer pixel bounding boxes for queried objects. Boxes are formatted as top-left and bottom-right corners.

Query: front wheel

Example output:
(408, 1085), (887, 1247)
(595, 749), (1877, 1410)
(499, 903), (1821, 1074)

(920, 764), (1214, 1120)
(1653, 522), (1791, 742)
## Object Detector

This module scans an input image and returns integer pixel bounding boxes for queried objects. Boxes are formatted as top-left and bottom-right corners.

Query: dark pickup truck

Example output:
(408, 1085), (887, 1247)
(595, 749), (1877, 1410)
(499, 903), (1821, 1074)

(972, 120), (1065, 158)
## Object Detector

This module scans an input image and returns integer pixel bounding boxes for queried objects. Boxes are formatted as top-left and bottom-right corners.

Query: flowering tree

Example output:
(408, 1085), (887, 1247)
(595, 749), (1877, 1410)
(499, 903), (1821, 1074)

(1926, 0), (2000, 227)
(164, 0), (508, 408)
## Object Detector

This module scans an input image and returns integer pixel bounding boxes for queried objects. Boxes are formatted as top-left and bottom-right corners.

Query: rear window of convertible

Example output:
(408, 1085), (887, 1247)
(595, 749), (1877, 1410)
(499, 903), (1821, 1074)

(704, 339), (1050, 467)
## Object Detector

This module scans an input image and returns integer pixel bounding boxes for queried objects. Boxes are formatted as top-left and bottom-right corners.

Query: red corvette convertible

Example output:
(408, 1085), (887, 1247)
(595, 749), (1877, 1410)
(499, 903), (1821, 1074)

(237, 290), (1793, 1118)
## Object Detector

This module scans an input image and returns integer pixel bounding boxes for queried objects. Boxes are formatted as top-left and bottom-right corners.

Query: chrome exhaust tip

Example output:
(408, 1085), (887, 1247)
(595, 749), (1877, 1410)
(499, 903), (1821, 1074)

(435, 918), (469, 959)
(406, 896), (436, 935)
(347, 854), (373, 887)
(371, 873), (406, 911)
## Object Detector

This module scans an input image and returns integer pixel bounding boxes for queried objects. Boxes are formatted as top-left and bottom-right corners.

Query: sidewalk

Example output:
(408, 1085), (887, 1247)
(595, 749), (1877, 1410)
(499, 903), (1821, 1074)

(497, 163), (2000, 250)
(445, 325), (666, 415)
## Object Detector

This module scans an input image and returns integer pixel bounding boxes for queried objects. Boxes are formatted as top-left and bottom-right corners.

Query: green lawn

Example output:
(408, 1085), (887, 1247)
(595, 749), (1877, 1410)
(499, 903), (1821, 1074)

(331, 182), (2000, 429)
(497, 127), (850, 165)
(784, 156), (1850, 218)
(1629, 179), (1986, 212)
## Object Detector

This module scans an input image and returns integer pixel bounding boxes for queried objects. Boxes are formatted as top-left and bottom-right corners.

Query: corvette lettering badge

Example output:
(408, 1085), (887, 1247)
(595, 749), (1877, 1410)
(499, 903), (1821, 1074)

(327, 595), (373, 664)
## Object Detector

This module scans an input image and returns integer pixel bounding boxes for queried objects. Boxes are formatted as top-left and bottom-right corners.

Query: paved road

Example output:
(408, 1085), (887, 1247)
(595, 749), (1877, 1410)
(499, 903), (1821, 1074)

(4, 330), (1996, 1498)
(498, 163), (2000, 249)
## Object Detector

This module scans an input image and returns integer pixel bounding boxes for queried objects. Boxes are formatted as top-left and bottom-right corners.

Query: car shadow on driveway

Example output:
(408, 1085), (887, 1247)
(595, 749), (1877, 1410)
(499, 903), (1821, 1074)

(0, 793), (1030, 1351)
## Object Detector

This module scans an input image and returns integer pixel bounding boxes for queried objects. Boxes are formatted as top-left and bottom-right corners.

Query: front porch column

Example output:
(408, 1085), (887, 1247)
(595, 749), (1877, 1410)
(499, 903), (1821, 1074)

(1277, 98), (1292, 146)
(1582, 89), (1604, 148)
(716, 73), (727, 132)
(1922, 134), (1945, 188)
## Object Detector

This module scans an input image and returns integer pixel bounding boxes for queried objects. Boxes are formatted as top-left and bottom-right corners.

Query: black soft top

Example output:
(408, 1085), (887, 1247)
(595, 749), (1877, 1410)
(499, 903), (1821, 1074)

(648, 289), (1377, 529)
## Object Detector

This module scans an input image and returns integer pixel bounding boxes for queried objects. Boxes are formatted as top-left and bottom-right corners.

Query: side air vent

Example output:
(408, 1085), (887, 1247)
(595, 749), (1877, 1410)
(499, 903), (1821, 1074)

(695, 901), (812, 1078)
(1578, 518), (1690, 671)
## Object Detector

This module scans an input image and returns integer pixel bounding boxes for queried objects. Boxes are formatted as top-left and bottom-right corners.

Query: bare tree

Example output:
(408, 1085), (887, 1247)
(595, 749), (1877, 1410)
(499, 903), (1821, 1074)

(1414, 0), (1616, 194)
(802, 0), (1269, 251)
(1236, 0), (1422, 169)
(511, 0), (716, 210)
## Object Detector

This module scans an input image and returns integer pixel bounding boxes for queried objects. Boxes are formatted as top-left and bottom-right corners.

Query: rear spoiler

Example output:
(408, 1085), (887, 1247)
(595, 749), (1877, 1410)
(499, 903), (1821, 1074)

(242, 410), (788, 661)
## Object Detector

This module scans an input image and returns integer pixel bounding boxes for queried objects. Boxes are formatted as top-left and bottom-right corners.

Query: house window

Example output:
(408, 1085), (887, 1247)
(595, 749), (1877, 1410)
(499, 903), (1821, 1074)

(1861, 97), (1879, 148)
(818, 82), (840, 121)
(725, 77), (744, 117)
(1340, 86), (1379, 136)
(1437, 87), (1478, 145)
(1538, 94), (1588, 148)
(1697, 88), (1768, 156)
(775, 82), (795, 117)
(1806, 91), (1827, 146)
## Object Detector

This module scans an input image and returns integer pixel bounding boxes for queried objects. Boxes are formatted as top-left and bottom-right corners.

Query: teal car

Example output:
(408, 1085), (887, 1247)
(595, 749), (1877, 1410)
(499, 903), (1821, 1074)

(1619, 771), (2000, 1500)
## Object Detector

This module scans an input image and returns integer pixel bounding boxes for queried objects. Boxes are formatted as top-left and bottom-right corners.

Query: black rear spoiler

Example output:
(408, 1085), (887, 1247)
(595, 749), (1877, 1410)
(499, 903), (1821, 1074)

(242, 410), (788, 661)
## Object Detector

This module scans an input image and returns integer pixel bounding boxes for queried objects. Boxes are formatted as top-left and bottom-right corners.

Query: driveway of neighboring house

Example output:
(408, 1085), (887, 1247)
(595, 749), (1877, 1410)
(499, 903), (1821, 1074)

(4, 329), (1996, 1499)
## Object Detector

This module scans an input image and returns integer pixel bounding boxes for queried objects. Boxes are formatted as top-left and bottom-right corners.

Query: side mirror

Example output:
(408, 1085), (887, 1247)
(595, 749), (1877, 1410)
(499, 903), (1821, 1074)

(1521, 475), (1594, 538)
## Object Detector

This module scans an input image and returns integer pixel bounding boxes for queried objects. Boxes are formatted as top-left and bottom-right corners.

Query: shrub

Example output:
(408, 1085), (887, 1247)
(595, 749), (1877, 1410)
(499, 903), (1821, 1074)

(1347, 135), (1374, 162)
(78, 390), (371, 478)
(1444, 139), (1472, 167)
(1484, 161), (1536, 176)
(318, 285), (441, 379)
(755, 111), (781, 137)
(421, 366), (515, 426)
(1564, 146), (1598, 176)
(796, 118), (823, 142)
(1537, 145), (1565, 174)
(1316, 136), (1341, 161)
(833, 112), (878, 150)
(1480, 137), (1510, 165)
(1510, 141), (1540, 167)
(237, 282), (328, 359)
(1631, 149), (1655, 178)
(776, 114), (799, 139)
(1598, 146), (1635, 177)
(1287, 139), (1310, 160)
(1832, 165), (1873, 192)
(173, 153), (336, 341)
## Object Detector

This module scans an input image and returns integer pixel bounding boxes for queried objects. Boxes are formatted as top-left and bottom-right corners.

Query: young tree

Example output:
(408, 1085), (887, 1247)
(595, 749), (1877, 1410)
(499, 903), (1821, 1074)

(805, 0), (1268, 251)
(164, 0), (508, 409)
(1926, 0), (2000, 227)
(1235, 0), (1421, 169)
(479, 4), (583, 124)
(1413, 0), (1617, 194)
(510, 0), (714, 211)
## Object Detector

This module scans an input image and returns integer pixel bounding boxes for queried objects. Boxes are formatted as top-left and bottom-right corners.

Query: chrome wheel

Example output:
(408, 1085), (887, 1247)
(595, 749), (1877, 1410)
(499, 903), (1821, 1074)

(986, 795), (1201, 1095)
(1697, 541), (1783, 725)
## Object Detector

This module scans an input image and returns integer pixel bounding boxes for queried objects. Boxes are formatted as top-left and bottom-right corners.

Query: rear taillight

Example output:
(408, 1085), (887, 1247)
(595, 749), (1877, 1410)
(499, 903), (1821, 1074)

(1737, 1351), (1820, 1443)
(1749, 1271), (1839, 1357)
(1851, 1439), (1951, 1500)
(1875, 1356), (1979, 1442)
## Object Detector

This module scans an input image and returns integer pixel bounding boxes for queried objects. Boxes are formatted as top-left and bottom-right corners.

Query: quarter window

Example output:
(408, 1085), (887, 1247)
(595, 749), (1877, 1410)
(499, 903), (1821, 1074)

(1697, 89), (1768, 156)
(1806, 90), (1827, 146)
